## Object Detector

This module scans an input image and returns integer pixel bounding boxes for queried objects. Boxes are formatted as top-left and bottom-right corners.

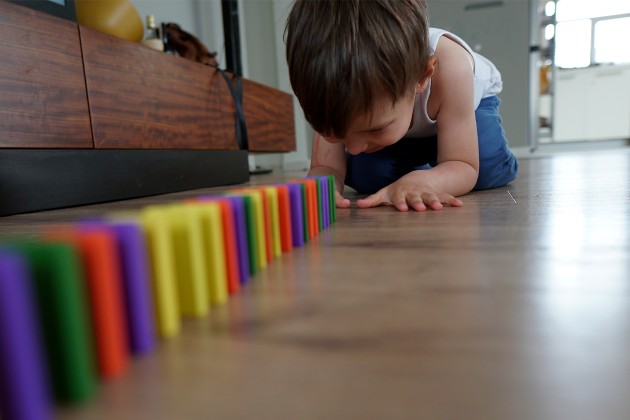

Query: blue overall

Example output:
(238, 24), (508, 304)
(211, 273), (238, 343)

(345, 96), (519, 194)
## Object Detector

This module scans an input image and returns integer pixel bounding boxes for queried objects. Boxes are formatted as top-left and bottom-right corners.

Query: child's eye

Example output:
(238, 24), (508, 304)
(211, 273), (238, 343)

(368, 127), (385, 135)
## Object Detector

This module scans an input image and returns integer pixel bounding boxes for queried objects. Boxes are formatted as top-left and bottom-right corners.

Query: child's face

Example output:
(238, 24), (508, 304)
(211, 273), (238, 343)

(322, 92), (416, 155)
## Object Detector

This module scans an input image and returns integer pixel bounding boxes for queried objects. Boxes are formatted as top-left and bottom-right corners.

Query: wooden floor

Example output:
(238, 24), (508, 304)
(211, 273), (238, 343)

(2, 150), (630, 420)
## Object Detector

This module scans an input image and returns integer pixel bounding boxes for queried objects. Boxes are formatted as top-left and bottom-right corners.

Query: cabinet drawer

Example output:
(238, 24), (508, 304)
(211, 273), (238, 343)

(80, 26), (236, 150)
(0, 2), (92, 148)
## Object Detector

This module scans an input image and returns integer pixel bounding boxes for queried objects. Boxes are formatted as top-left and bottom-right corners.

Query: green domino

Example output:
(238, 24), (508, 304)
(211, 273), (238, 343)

(300, 183), (309, 243)
(19, 241), (97, 404)
(242, 195), (259, 275)
(328, 175), (336, 222)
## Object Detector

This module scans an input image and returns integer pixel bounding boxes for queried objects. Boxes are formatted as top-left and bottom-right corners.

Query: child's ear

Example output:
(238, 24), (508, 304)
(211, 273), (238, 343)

(416, 56), (437, 93)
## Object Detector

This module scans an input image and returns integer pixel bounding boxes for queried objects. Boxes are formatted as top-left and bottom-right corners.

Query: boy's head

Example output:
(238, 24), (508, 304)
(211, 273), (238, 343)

(285, 0), (433, 140)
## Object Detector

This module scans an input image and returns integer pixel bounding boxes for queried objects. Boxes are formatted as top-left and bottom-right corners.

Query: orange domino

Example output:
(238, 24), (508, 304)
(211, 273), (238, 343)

(258, 188), (274, 263)
(275, 185), (293, 252)
(216, 199), (240, 295)
(297, 179), (319, 239)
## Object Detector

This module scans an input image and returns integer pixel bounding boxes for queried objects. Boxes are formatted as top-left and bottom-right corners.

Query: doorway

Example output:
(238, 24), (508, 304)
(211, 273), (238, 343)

(535, 0), (630, 146)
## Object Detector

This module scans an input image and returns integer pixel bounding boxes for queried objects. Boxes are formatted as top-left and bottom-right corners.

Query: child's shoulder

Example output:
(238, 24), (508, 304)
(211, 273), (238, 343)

(434, 35), (474, 74)
(429, 35), (476, 115)
(431, 35), (475, 95)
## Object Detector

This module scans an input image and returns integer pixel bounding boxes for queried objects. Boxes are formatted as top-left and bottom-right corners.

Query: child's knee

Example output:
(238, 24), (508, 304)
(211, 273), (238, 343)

(474, 155), (519, 190)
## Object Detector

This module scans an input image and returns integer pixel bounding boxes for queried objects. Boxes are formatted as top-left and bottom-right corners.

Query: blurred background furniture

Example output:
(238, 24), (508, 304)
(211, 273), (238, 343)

(0, 1), (295, 216)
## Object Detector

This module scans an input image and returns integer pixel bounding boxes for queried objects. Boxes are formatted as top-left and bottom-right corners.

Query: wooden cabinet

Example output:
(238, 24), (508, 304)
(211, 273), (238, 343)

(79, 26), (236, 150)
(0, 1), (295, 216)
(0, 2), (295, 152)
(0, 4), (92, 148)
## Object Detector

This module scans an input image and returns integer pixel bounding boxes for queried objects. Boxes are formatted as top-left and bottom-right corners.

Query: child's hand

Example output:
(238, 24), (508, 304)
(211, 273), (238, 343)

(356, 175), (463, 212)
(335, 190), (351, 208)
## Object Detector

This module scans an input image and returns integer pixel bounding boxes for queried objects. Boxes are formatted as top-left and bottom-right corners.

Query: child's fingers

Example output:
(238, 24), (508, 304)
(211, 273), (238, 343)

(443, 195), (464, 207)
(406, 193), (427, 212)
(355, 189), (461, 211)
(423, 194), (444, 211)
(405, 192), (463, 212)
(432, 193), (463, 208)
(390, 190), (409, 212)
(356, 190), (388, 208)
(334, 191), (351, 208)
(421, 193), (463, 211)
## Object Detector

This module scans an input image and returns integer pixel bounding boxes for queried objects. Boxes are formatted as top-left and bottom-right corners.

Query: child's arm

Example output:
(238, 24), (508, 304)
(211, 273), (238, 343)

(307, 132), (351, 208)
(358, 37), (479, 212)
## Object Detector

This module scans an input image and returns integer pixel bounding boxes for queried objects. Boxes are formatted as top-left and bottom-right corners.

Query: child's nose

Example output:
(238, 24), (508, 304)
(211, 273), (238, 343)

(345, 141), (367, 156)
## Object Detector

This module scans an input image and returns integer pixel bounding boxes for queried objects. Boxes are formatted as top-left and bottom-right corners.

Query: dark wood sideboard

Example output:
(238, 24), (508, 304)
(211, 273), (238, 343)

(0, 1), (296, 216)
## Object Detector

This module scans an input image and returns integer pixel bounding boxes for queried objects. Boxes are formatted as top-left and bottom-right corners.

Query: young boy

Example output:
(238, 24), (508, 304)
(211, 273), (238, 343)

(285, 0), (518, 212)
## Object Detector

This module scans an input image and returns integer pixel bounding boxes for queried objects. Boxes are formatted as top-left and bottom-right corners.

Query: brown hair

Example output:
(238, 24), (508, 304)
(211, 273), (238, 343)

(285, 0), (431, 138)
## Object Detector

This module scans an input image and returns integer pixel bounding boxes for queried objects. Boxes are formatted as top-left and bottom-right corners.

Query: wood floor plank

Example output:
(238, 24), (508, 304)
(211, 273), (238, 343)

(1, 151), (630, 419)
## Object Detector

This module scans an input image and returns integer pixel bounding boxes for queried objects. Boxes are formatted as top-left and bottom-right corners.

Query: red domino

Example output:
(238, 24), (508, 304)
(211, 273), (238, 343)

(296, 179), (319, 239)
(275, 185), (293, 252)
(217, 200), (240, 295)
(68, 227), (130, 380)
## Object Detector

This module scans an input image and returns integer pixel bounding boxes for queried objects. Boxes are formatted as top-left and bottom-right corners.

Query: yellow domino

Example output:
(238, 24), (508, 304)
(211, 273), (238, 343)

(264, 187), (282, 258)
(168, 205), (209, 317)
(141, 206), (181, 338)
(194, 202), (228, 305)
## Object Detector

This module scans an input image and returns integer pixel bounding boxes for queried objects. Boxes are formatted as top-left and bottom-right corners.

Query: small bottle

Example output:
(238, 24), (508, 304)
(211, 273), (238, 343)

(142, 15), (164, 51)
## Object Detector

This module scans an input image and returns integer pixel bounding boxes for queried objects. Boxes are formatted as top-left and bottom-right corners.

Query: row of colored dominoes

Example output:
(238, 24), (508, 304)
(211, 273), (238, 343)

(0, 176), (335, 420)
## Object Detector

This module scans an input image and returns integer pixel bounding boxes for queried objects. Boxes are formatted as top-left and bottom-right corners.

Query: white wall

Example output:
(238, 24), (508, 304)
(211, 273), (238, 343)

(241, 0), (311, 170)
(426, 0), (531, 149)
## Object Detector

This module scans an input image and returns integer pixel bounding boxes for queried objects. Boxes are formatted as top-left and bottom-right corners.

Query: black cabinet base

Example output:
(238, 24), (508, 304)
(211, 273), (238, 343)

(0, 149), (249, 217)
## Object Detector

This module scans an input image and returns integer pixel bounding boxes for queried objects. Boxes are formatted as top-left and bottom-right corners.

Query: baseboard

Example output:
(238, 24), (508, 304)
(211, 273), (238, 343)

(513, 139), (630, 159)
(282, 158), (310, 172)
(0, 149), (249, 217)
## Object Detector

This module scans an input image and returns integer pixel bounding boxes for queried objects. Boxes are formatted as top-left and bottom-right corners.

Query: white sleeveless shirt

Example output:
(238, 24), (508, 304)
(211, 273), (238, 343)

(404, 28), (503, 138)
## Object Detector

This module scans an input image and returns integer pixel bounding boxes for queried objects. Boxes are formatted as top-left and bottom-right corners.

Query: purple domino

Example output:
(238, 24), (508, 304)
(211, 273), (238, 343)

(108, 223), (157, 355)
(0, 251), (52, 420)
(287, 183), (305, 247)
(225, 196), (250, 285)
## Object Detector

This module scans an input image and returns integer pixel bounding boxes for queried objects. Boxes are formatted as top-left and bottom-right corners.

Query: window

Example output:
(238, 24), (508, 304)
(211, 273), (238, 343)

(556, 0), (630, 21)
(594, 17), (630, 64)
(553, 0), (630, 68)
(555, 19), (591, 68)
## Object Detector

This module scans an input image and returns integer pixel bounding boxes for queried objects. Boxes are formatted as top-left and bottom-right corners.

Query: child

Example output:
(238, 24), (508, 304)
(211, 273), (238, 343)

(285, 0), (518, 212)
